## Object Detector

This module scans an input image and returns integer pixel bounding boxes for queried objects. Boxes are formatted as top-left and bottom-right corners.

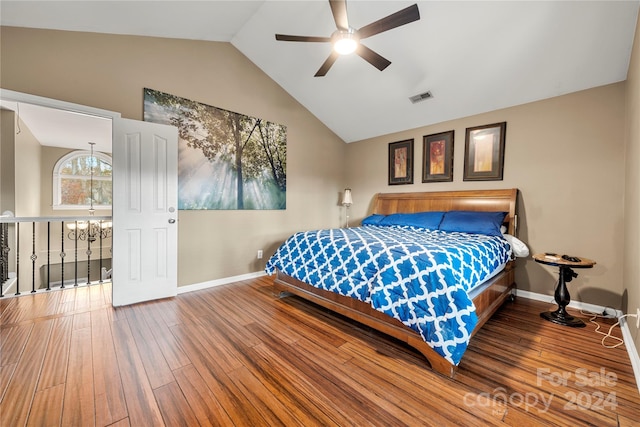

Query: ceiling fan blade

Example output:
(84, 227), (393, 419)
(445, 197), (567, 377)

(356, 44), (391, 71)
(315, 51), (340, 77)
(357, 4), (420, 39)
(329, 0), (349, 31)
(276, 34), (332, 43)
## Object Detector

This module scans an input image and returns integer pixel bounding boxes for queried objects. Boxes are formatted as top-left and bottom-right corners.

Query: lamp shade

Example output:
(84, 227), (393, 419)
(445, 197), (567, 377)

(342, 188), (353, 206)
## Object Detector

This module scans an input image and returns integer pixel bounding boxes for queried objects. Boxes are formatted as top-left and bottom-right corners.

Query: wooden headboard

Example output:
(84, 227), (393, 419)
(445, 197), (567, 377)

(371, 188), (519, 235)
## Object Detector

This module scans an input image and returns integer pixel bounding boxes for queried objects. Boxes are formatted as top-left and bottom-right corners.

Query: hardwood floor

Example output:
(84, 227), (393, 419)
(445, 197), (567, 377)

(1, 277), (639, 426)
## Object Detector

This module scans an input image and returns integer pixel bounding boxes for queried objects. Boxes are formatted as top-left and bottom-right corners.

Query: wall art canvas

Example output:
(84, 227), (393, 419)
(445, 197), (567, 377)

(144, 88), (286, 210)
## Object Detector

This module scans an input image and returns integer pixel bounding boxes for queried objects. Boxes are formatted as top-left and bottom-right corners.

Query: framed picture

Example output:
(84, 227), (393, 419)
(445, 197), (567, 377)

(463, 122), (506, 181)
(422, 130), (454, 183)
(388, 139), (414, 185)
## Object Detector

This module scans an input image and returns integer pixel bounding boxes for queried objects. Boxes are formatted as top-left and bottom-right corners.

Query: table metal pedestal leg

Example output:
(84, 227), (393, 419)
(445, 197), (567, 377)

(540, 265), (585, 327)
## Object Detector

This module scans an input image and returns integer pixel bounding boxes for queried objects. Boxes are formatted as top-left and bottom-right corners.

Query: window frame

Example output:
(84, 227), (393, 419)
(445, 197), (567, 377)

(52, 149), (113, 211)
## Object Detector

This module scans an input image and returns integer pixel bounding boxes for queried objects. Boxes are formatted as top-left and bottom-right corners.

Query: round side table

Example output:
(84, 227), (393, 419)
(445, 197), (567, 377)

(533, 253), (596, 327)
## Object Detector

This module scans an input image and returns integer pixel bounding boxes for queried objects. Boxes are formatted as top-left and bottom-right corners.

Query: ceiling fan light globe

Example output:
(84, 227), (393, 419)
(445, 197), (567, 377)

(334, 37), (357, 55)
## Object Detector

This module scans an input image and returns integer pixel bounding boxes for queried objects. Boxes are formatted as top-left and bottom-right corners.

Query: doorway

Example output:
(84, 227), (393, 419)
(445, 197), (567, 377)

(0, 89), (179, 306)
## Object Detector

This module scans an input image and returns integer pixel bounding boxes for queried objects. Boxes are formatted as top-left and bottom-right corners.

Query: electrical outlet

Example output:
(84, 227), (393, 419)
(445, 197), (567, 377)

(257, 250), (263, 259)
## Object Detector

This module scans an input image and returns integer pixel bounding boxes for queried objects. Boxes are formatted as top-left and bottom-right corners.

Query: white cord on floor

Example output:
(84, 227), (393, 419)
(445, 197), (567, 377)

(542, 283), (638, 349)
(579, 308), (638, 349)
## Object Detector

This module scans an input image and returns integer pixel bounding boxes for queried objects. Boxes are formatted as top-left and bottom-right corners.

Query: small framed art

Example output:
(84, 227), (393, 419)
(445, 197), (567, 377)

(463, 122), (506, 181)
(422, 130), (454, 183)
(388, 139), (414, 185)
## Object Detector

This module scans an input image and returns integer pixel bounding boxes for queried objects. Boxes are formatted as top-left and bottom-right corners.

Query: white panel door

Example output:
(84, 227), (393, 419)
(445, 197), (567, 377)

(112, 118), (178, 306)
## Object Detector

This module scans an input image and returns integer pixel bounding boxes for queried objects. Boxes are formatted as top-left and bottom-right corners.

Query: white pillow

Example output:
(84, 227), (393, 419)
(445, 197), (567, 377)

(504, 234), (530, 257)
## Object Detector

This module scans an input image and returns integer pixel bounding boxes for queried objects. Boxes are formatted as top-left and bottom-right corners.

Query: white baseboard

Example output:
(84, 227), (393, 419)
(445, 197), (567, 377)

(1, 277), (16, 297)
(177, 271), (267, 295)
(516, 289), (640, 394)
(619, 317), (640, 394)
(515, 289), (622, 317)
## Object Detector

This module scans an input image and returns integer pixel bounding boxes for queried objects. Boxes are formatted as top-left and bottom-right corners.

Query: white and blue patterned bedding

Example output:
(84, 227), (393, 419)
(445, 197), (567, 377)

(265, 225), (512, 365)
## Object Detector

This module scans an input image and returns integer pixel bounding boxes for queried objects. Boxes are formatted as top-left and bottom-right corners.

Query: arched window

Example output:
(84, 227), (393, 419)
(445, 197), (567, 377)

(53, 150), (112, 210)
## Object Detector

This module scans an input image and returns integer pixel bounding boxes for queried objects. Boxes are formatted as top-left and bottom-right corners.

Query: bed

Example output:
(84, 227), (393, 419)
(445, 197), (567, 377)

(266, 188), (519, 377)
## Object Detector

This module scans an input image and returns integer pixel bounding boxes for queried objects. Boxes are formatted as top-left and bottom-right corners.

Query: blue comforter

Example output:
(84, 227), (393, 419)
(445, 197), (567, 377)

(265, 225), (511, 365)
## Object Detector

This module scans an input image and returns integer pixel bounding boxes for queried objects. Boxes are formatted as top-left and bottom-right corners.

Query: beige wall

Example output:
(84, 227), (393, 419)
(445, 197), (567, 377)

(40, 146), (75, 216)
(0, 26), (346, 286)
(0, 110), (16, 275)
(624, 13), (640, 358)
(0, 110), (15, 214)
(346, 83), (626, 309)
(14, 116), (41, 217)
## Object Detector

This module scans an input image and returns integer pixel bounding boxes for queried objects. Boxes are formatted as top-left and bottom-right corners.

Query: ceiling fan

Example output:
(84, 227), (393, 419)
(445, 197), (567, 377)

(275, 0), (420, 77)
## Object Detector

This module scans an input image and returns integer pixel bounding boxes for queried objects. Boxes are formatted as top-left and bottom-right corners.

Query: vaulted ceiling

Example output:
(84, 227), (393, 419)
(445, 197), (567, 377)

(1, 0), (638, 145)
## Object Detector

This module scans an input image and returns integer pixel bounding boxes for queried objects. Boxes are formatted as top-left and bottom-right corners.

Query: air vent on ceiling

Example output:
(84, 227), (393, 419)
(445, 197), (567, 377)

(409, 91), (433, 104)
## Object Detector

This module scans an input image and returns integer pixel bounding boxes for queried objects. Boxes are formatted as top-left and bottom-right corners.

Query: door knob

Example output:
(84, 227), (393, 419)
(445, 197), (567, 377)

(168, 218), (176, 224)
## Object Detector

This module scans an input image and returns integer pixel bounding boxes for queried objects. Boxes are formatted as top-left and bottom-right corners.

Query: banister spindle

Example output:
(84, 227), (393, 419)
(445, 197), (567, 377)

(30, 222), (36, 293)
(15, 223), (20, 296)
(46, 221), (51, 291)
(60, 221), (65, 288)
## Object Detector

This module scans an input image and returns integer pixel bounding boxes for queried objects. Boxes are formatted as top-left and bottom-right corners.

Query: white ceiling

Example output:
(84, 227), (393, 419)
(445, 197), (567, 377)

(0, 100), (113, 153)
(1, 0), (638, 144)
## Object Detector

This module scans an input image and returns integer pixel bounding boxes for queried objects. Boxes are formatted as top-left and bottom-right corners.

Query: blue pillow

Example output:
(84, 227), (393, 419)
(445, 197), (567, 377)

(439, 211), (507, 236)
(362, 214), (385, 225)
(378, 211), (444, 230)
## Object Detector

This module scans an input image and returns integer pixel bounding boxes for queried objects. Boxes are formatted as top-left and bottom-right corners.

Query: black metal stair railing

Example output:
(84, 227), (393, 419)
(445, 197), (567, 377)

(0, 215), (112, 298)
(0, 222), (8, 288)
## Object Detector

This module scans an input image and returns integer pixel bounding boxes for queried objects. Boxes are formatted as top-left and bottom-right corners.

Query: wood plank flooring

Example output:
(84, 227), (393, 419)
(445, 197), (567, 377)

(1, 277), (638, 426)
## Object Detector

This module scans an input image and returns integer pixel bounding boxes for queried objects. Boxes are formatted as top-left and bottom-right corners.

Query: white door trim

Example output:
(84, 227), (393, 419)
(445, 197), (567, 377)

(0, 89), (121, 121)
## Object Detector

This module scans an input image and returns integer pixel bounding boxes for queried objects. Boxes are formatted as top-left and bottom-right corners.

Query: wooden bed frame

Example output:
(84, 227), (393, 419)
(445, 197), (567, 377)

(273, 189), (519, 378)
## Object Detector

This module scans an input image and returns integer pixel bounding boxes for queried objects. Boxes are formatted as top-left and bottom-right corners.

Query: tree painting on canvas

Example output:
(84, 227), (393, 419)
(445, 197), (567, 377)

(143, 88), (286, 210)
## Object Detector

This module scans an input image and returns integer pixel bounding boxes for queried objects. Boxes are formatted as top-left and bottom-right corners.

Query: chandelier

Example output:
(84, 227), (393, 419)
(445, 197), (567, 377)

(67, 219), (112, 242)
(66, 142), (112, 242)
